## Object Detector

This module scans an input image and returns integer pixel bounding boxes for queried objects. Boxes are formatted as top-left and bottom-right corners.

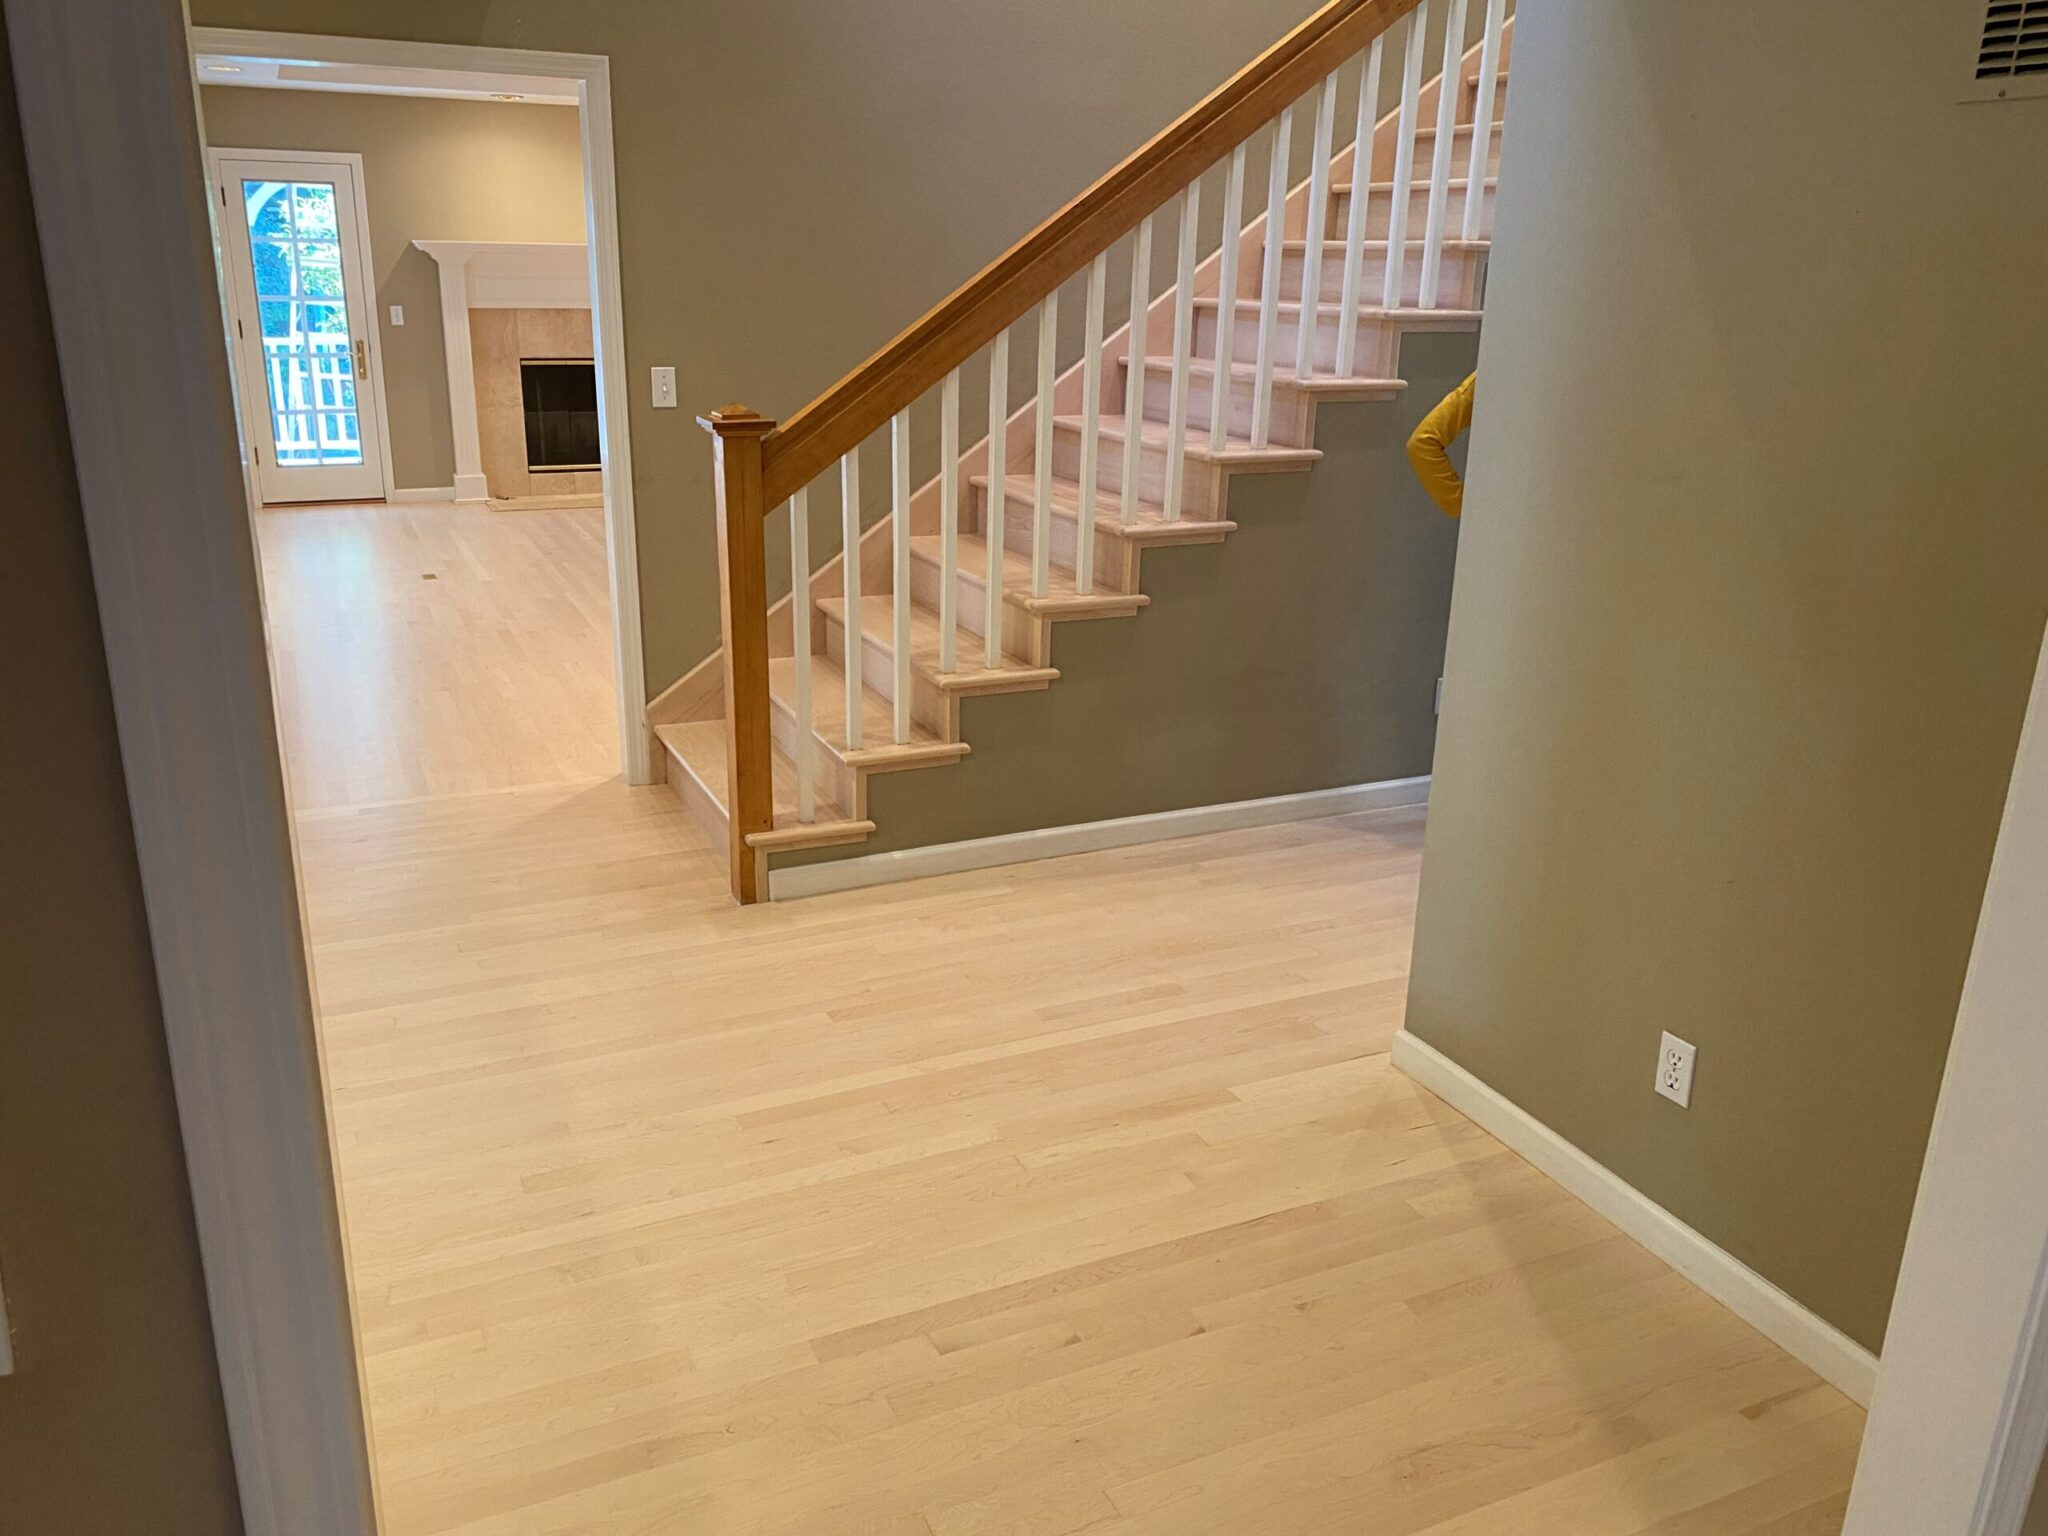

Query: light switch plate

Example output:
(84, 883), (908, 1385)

(388, 304), (405, 326)
(651, 366), (678, 409)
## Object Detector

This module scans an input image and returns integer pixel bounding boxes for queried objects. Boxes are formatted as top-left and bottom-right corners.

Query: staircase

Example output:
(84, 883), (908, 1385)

(666, 0), (1511, 902)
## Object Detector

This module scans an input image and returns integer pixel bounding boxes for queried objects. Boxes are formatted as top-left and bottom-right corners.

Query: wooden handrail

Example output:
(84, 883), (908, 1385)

(701, 0), (1435, 904)
(755, 0), (1424, 508)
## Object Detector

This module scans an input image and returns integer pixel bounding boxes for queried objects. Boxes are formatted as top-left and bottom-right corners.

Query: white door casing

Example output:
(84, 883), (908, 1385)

(212, 149), (391, 503)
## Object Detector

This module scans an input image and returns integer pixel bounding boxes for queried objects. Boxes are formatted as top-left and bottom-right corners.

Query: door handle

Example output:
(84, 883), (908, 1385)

(353, 338), (368, 379)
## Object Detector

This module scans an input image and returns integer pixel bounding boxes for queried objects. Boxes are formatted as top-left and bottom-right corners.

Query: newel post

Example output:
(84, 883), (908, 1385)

(701, 404), (778, 904)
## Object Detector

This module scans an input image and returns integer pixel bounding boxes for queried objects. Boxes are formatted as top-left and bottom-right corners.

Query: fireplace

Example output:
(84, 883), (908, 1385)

(521, 359), (600, 472)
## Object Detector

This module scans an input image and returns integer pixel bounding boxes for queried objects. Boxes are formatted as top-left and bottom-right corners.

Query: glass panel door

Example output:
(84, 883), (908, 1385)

(215, 155), (386, 504)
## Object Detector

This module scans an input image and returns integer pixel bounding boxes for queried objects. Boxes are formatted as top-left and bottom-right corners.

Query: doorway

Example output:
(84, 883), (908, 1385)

(213, 150), (390, 504)
(192, 29), (652, 786)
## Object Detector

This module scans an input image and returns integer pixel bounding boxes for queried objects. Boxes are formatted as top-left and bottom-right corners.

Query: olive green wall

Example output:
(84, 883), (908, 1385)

(778, 332), (1474, 870)
(199, 86), (586, 492)
(0, 19), (246, 1531)
(1405, 0), (2048, 1353)
(184, 0), (1483, 702)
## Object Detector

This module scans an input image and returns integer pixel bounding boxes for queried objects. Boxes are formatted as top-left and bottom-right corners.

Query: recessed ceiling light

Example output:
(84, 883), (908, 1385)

(489, 92), (525, 101)
(203, 62), (245, 73)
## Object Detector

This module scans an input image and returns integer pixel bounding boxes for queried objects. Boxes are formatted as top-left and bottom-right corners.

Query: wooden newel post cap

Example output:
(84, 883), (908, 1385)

(699, 403), (777, 438)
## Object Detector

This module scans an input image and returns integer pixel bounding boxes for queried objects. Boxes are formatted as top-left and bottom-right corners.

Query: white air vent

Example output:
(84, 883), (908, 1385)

(1966, 0), (2048, 101)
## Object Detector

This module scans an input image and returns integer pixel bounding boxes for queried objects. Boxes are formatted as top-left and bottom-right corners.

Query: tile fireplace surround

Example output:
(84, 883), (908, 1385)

(415, 240), (599, 505)
(472, 307), (600, 503)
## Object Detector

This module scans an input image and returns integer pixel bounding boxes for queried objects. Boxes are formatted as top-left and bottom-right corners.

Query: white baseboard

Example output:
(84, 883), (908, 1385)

(1390, 1030), (1880, 1406)
(768, 775), (1430, 901)
(388, 485), (456, 503)
(452, 471), (490, 502)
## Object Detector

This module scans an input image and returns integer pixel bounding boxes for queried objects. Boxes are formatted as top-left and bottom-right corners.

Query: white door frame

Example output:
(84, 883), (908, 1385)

(5, 0), (380, 1530)
(1842, 618), (2048, 1535)
(209, 145), (398, 504)
(191, 25), (654, 786)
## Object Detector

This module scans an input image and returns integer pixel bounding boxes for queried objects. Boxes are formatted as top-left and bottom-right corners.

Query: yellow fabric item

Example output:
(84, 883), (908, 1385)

(1406, 371), (1477, 519)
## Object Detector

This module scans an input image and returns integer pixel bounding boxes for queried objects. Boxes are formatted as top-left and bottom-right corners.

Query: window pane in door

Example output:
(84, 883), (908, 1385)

(241, 177), (364, 468)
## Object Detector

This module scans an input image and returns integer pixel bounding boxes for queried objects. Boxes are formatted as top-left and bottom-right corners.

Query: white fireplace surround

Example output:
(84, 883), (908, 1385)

(415, 239), (591, 503)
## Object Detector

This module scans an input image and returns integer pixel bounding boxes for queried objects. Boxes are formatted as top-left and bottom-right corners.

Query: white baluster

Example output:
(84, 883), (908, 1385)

(1076, 252), (1107, 595)
(1382, 2), (1428, 311)
(1251, 105), (1294, 450)
(1120, 214), (1153, 526)
(1294, 70), (1340, 382)
(789, 489), (815, 823)
(890, 407), (912, 745)
(1164, 177), (1200, 521)
(1463, 0), (1507, 244)
(839, 449), (862, 751)
(1420, 0), (1469, 310)
(939, 367), (961, 674)
(1209, 142), (1248, 452)
(1337, 34), (1388, 376)
(985, 327), (1009, 669)
(1032, 293), (1058, 598)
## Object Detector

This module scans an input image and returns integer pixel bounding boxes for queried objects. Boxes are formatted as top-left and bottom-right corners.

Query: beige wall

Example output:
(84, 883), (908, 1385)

(777, 330), (1474, 871)
(0, 20), (245, 1531)
(186, 0), (1484, 700)
(199, 86), (585, 491)
(1406, 0), (2048, 1352)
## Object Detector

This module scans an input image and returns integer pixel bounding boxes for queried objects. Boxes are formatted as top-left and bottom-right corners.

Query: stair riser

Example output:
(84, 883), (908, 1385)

(1459, 74), (1512, 127)
(1135, 364), (1315, 449)
(1324, 181), (1494, 242)
(658, 739), (730, 845)
(1051, 425), (1227, 520)
(1269, 244), (1483, 310)
(905, 547), (1045, 660)
(820, 609), (952, 738)
(1195, 307), (1401, 379)
(969, 482), (1141, 591)
(767, 690), (860, 814)
(1364, 120), (1503, 183)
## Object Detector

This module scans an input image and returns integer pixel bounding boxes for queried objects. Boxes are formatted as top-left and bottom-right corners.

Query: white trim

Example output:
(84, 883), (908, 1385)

(1390, 1031), (1881, 1406)
(1843, 619), (2048, 1536)
(208, 146), (397, 505)
(768, 776), (1432, 901)
(193, 53), (581, 106)
(412, 240), (591, 508)
(191, 28), (653, 786)
(7, 2), (379, 1530)
(387, 485), (457, 503)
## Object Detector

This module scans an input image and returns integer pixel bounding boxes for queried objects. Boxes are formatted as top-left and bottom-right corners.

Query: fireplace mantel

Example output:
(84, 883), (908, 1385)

(415, 241), (591, 502)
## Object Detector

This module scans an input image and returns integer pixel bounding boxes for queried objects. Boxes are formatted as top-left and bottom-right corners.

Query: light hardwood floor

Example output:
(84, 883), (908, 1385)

(256, 499), (617, 809)
(265, 502), (1861, 1534)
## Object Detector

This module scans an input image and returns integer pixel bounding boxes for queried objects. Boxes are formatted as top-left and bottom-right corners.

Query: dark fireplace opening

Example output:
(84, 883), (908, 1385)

(521, 359), (600, 471)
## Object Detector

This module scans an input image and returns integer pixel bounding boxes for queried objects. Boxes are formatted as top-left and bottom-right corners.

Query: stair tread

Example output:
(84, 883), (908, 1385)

(1276, 235), (1489, 252)
(766, 652), (963, 756)
(817, 594), (1057, 683)
(909, 532), (1138, 605)
(969, 472), (1238, 541)
(655, 718), (869, 836)
(1335, 172), (1500, 194)
(1122, 353), (1407, 392)
(1054, 413), (1321, 465)
(1195, 296), (1484, 323)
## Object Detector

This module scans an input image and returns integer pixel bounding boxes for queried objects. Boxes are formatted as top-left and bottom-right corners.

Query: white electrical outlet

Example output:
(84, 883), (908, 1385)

(1655, 1032), (1697, 1108)
(651, 366), (678, 409)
